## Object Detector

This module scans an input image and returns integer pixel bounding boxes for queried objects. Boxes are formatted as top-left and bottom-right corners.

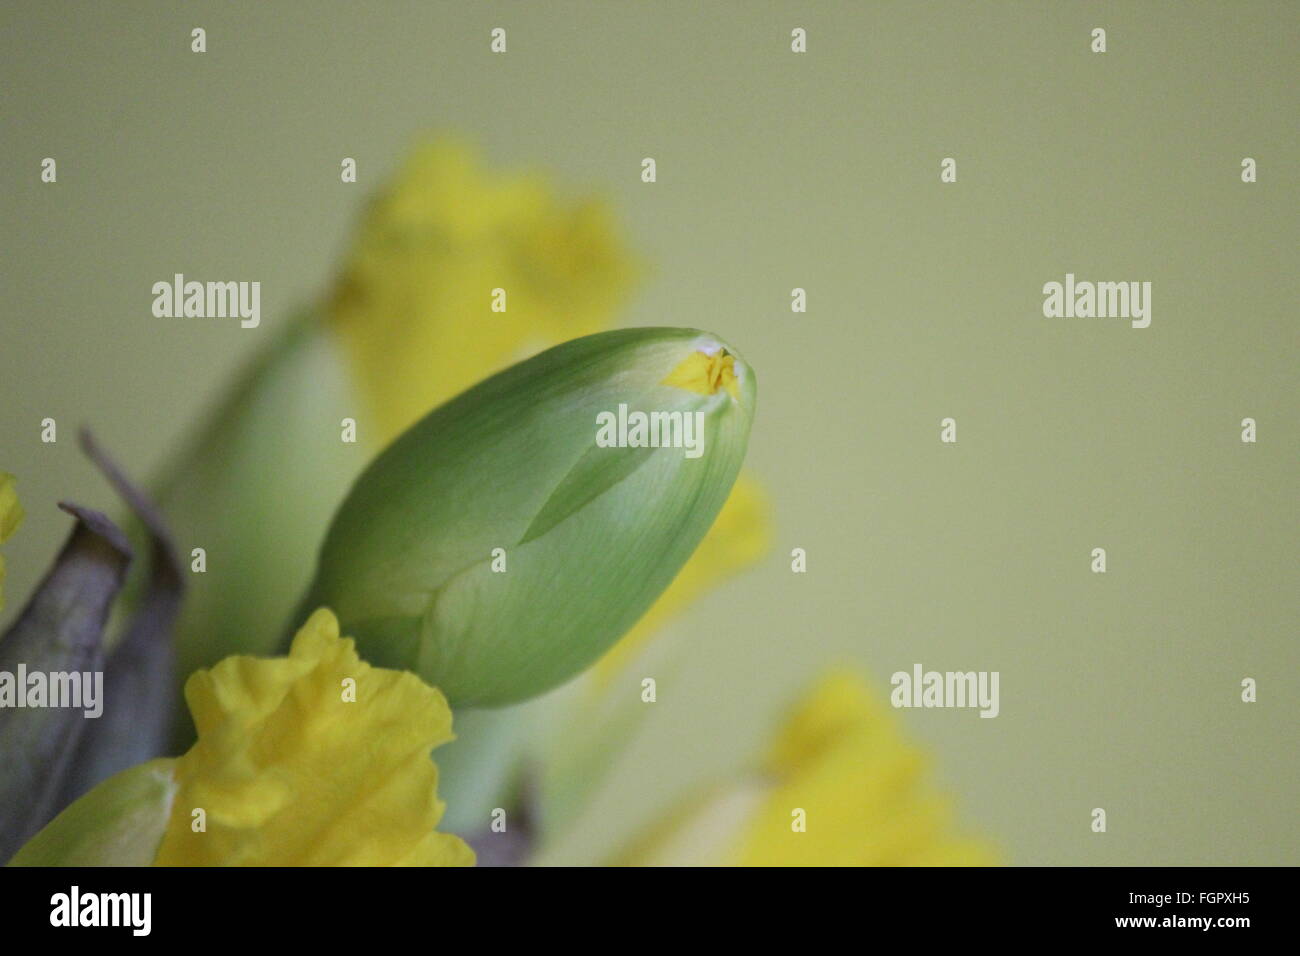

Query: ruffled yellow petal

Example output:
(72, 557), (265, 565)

(329, 138), (638, 446)
(154, 608), (473, 866)
(733, 671), (997, 866)
(594, 472), (770, 683)
(0, 472), (23, 612)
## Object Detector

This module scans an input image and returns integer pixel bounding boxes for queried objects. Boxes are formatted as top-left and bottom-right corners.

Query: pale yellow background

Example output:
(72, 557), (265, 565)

(1, 1), (1296, 864)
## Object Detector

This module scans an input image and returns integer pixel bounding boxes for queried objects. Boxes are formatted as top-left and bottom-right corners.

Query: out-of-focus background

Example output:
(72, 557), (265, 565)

(1, 1), (1296, 864)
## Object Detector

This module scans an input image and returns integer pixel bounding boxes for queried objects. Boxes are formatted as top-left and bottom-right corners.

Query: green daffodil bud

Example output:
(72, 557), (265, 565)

(302, 327), (756, 707)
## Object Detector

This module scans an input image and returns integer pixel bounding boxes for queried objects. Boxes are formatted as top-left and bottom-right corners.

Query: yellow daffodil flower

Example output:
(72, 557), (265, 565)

(329, 138), (640, 446)
(154, 608), (472, 865)
(14, 608), (474, 866)
(0, 472), (22, 613)
(623, 671), (997, 866)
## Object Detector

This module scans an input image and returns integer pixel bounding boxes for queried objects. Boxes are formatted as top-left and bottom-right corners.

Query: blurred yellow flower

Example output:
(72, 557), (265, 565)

(154, 608), (472, 866)
(625, 671), (997, 866)
(0, 472), (22, 613)
(329, 138), (639, 446)
(736, 671), (996, 865)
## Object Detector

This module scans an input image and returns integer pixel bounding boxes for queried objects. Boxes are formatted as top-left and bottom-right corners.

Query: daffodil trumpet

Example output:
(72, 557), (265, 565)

(10, 609), (472, 867)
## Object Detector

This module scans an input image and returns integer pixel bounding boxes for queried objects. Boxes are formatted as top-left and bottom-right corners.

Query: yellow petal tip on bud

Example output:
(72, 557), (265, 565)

(661, 346), (741, 400)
